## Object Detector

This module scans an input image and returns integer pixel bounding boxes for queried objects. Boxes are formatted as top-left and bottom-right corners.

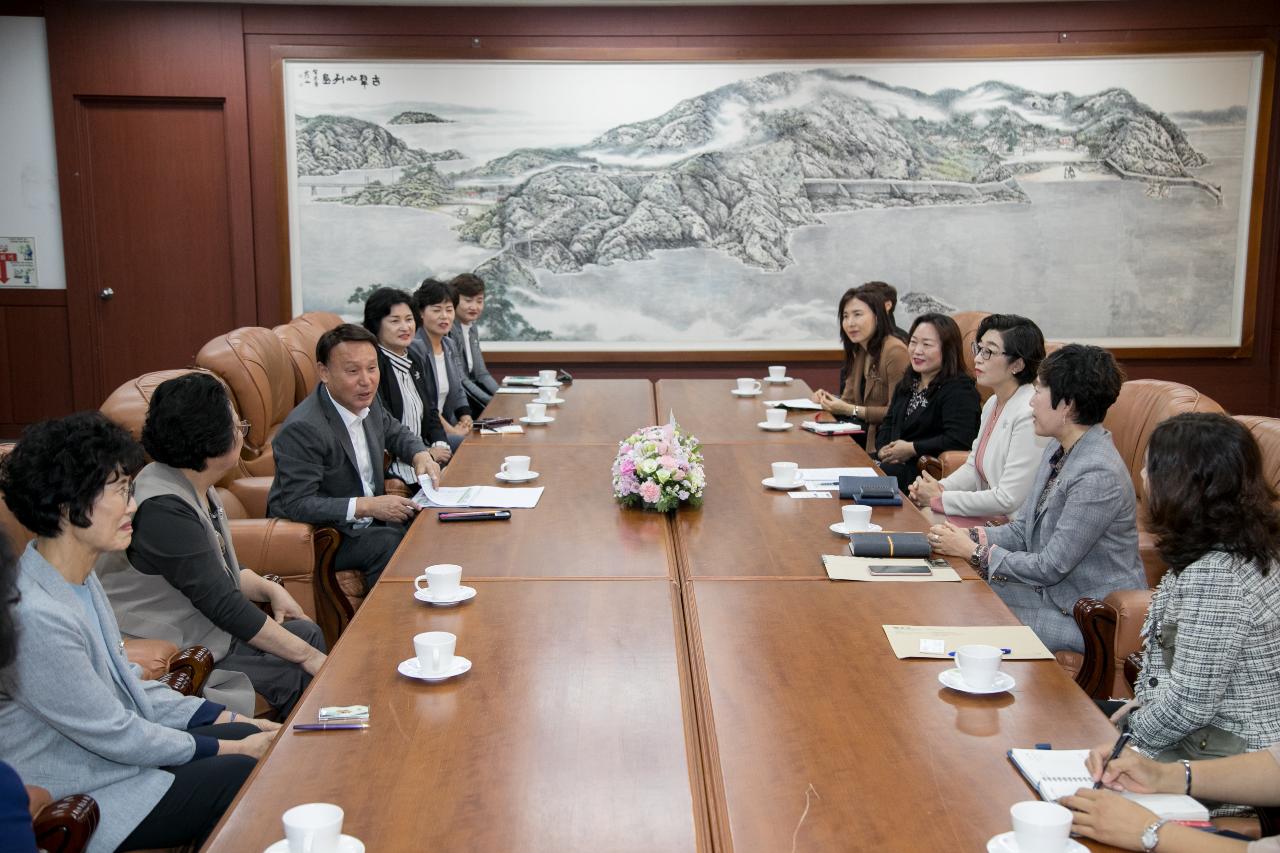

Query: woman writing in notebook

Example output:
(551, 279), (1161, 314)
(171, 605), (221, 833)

(810, 285), (909, 449)
(907, 314), (1049, 526)
(1063, 743), (1280, 851)
(1105, 414), (1280, 767)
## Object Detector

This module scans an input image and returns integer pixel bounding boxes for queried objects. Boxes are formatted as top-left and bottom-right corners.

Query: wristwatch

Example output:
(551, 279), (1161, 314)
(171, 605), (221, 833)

(1140, 818), (1166, 851)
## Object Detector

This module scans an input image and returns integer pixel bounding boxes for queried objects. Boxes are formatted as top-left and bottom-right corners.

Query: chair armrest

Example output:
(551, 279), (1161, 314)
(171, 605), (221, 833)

(937, 450), (968, 479)
(1109, 588), (1155, 699)
(33, 793), (100, 853)
(916, 456), (942, 480)
(1124, 653), (1143, 695)
(124, 638), (180, 681)
(228, 518), (315, 580)
(223, 476), (273, 519)
(1072, 597), (1119, 700)
(158, 645), (215, 696)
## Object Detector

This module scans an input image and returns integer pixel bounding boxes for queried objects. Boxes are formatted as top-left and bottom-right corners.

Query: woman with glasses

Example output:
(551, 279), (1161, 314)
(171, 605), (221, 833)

(811, 285), (909, 449)
(908, 314), (1049, 525)
(928, 344), (1145, 654)
(97, 373), (326, 720)
(0, 412), (279, 852)
(874, 313), (982, 492)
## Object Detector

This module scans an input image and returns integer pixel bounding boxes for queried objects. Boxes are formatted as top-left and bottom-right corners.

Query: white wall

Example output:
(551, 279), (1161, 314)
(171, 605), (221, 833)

(0, 16), (66, 290)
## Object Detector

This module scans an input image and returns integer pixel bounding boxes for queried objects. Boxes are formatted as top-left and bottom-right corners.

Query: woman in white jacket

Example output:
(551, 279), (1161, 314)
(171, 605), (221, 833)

(909, 314), (1049, 525)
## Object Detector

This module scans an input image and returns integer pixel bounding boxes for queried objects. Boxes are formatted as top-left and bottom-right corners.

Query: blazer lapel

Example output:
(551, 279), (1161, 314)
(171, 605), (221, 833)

(362, 405), (387, 495)
(319, 385), (361, 480)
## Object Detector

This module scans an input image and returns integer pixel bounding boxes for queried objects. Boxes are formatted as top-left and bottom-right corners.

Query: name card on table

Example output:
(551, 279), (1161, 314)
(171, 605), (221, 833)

(822, 556), (961, 583)
(881, 625), (1054, 660)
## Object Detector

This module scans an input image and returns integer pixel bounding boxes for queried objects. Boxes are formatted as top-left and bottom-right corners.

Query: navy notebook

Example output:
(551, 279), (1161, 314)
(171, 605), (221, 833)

(838, 475), (903, 506)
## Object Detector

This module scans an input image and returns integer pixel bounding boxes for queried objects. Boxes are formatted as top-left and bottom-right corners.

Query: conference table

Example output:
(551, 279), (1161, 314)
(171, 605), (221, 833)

(203, 376), (1124, 853)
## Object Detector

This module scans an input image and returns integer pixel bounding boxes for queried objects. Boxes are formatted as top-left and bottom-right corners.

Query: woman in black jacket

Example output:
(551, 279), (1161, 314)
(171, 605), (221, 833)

(875, 313), (981, 492)
(363, 287), (452, 485)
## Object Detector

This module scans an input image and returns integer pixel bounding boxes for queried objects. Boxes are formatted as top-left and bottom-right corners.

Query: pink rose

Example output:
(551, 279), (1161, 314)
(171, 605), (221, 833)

(657, 455), (677, 470)
(639, 481), (661, 504)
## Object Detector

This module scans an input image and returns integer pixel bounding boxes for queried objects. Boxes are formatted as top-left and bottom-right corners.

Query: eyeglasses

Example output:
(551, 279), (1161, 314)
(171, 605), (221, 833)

(236, 420), (251, 438)
(971, 343), (1007, 361)
(108, 479), (136, 501)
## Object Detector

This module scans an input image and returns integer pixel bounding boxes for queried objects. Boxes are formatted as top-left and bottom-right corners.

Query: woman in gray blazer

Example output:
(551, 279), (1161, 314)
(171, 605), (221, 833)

(930, 344), (1146, 654)
(409, 278), (474, 453)
(0, 414), (279, 853)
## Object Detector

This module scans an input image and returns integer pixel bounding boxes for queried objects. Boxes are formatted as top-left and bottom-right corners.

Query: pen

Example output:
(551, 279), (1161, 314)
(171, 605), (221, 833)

(292, 723), (369, 731)
(1094, 731), (1132, 789)
(947, 648), (1012, 656)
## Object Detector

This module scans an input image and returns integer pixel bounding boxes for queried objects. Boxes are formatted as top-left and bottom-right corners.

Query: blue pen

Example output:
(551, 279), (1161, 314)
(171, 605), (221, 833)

(292, 723), (369, 731)
(948, 648), (1012, 656)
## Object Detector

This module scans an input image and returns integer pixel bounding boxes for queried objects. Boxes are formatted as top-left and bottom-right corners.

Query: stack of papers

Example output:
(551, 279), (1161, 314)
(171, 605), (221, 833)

(496, 387), (541, 395)
(881, 625), (1055, 659)
(763, 398), (823, 411)
(479, 424), (525, 434)
(800, 467), (877, 491)
(823, 556), (961, 583)
(415, 481), (543, 509)
(801, 421), (864, 435)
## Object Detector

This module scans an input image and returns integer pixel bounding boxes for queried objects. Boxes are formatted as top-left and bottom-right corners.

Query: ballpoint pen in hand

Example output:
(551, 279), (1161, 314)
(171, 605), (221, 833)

(1094, 731), (1133, 789)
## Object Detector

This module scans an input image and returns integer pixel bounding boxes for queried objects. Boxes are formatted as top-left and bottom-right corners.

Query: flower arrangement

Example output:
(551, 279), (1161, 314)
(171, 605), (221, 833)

(612, 421), (706, 512)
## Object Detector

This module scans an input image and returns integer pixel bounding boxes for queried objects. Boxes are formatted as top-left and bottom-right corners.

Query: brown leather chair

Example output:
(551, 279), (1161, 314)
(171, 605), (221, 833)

(1102, 378), (1224, 587)
(274, 311), (344, 405)
(195, 327), (298, 478)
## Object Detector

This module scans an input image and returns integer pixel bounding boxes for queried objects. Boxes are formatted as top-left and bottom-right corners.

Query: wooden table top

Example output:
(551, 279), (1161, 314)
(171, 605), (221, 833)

(676, 442), (977, 580)
(472, 378), (656, 446)
(382, 443), (675, 581)
(655, 378), (840, 445)
(204, 579), (704, 853)
(686, 579), (1123, 853)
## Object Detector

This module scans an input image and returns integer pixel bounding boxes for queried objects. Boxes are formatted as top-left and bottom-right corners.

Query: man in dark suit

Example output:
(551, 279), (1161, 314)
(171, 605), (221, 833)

(267, 324), (442, 587)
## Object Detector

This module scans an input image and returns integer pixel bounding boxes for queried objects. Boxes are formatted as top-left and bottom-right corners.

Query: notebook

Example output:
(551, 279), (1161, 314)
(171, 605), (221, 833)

(1007, 748), (1209, 820)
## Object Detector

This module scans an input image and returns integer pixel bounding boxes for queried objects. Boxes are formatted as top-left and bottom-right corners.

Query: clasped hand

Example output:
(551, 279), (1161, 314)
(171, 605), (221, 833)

(877, 440), (915, 465)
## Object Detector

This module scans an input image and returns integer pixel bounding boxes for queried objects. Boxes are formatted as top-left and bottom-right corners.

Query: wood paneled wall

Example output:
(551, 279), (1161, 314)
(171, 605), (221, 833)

(6, 0), (1279, 437)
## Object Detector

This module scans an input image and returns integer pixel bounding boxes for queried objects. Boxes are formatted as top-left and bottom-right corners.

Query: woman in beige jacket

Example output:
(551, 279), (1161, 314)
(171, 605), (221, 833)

(812, 285), (909, 449)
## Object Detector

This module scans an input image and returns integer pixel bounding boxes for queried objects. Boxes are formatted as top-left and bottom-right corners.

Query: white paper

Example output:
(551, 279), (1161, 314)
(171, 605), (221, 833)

(919, 638), (946, 655)
(496, 387), (540, 395)
(480, 424), (525, 434)
(416, 480), (544, 509)
(800, 420), (863, 435)
(788, 491), (832, 499)
(763, 398), (822, 411)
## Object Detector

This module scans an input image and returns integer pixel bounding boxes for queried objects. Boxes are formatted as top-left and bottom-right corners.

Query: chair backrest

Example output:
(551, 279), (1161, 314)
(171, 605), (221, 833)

(1234, 415), (1280, 495)
(196, 327), (297, 476)
(274, 311), (344, 405)
(99, 368), (212, 443)
(950, 311), (992, 402)
(1102, 379), (1225, 509)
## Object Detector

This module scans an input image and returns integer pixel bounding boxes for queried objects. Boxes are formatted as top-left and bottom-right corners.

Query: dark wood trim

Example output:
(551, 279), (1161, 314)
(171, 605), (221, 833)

(0, 290), (65, 307)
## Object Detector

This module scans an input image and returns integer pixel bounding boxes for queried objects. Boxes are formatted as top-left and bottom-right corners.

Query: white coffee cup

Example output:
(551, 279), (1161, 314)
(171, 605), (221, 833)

(538, 369), (557, 385)
(526, 402), (547, 420)
(771, 461), (798, 485)
(736, 377), (762, 394)
(500, 455), (531, 477)
(414, 631), (457, 676)
(415, 563), (462, 596)
(768, 365), (787, 381)
(765, 407), (788, 427)
(282, 802), (343, 853)
(955, 643), (1004, 690)
(841, 504), (872, 532)
(1010, 800), (1072, 853)
(537, 386), (557, 402)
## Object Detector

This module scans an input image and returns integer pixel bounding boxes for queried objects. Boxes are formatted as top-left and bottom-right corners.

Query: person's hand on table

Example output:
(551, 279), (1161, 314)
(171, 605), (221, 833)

(910, 471), (943, 506)
(878, 440), (915, 465)
(430, 444), (452, 464)
(413, 450), (442, 487)
(356, 495), (418, 524)
(812, 389), (853, 416)
(1059, 788), (1159, 851)
(1084, 742), (1173, 793)
(928, 522), (976, 559)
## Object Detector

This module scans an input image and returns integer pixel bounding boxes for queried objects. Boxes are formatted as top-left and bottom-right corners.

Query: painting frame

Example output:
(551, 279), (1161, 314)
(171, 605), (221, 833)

(271, 39), (1276, 362)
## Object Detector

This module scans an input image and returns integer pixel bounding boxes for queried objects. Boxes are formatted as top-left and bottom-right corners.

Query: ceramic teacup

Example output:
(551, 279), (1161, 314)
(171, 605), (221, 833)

(282, 803), (343, 853)
(771, 461), (799, 485)
(537, 386), (557, 403)
(841, 504), (872, 532)
(414, 631), (457, 676)
(538, 369), (557, 385)
(955, 644), (1004, 690)
(500, 455), (531, 477)
(768, 365), (787, 381)
(415, 563), (462, 596)
(1010, 800), (1072, 853)
(765, 407), (788, 427)
(526, 402), (547, 420)
(736, 377), (762, 394)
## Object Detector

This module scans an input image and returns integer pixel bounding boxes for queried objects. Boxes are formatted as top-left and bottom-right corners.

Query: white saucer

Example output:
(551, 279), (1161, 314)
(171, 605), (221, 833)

(534, 397), (565, 405)
(763, 377), (794, 384)
(757, 421), (795, 431)
(730, 388), (763, 397)
(939, 668), (1016, 695)
(414, 585), (477, 606)
(761, 477), (805, 491)
(398, 655), (472, 682)
(265, 835), (364, 853)
(987, 831), (1086, 853)
(519, 415), (555, 425)
(496, 470), (539, 483)
(829, 522), (882, 535)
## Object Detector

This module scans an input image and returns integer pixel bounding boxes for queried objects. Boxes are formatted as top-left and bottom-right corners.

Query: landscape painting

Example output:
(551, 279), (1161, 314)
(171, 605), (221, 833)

(282, 53), (1266, 352)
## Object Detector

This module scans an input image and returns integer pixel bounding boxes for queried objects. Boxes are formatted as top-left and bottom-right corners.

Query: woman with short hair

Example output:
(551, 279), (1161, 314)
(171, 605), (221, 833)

(909, 314), (1049, 524)
(362, 286), (452, 479)
(97, 372), (327, 720)
(0, 413), (278, 853)
(811, 285), (909, 449)
(874, 313), (981, 491)
(1111, 413), (1280, 764)
(409, 278), (473, 452)
(929, 344), (1146, 654)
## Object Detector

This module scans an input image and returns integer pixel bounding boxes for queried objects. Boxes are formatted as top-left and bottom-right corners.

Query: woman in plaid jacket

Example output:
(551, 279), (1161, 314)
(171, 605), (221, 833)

(1117, 413), (1280, 765)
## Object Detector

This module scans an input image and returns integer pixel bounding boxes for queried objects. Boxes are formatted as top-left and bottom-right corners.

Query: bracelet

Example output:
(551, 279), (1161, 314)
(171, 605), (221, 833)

(1182, 759), (1192, 795)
